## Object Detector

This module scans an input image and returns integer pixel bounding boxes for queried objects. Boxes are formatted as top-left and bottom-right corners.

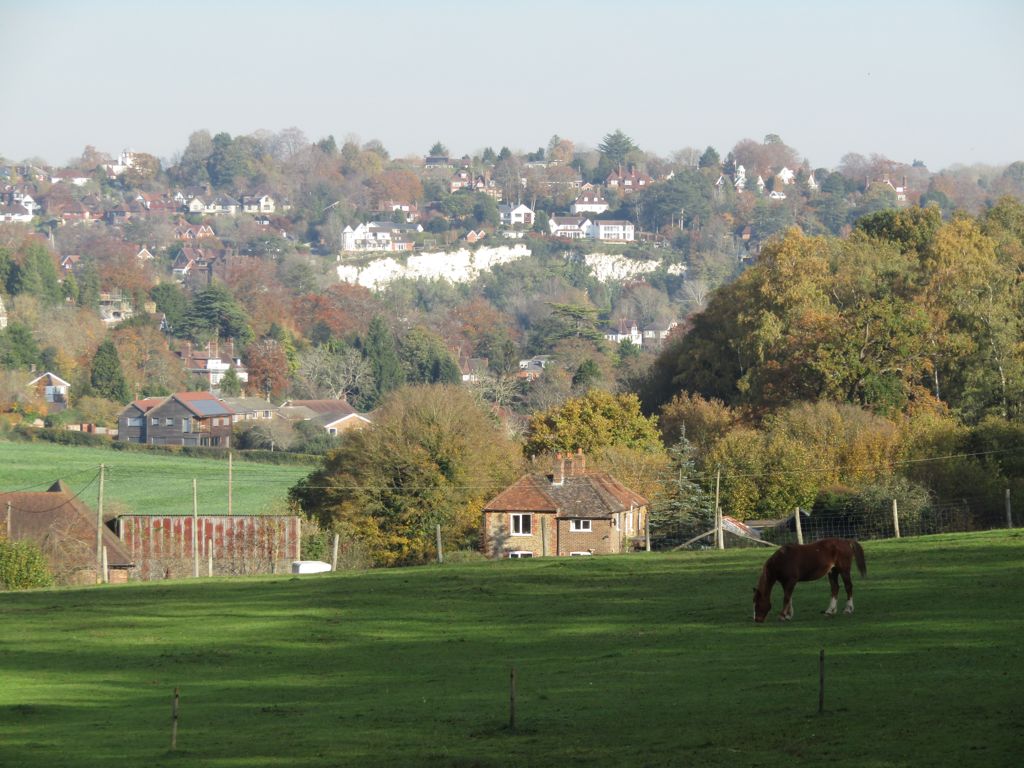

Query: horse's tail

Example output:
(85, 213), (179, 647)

(851, 540), (867, 577)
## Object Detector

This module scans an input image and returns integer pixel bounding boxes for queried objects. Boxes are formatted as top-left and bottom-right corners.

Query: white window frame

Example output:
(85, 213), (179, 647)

(511, 513), (532, 536)
(569, 551), (592, 557)
(508, 551), (533, 559)
(570, 519), (592, 532)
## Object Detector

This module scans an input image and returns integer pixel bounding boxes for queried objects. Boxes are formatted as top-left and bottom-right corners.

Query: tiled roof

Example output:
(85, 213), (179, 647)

(484, 471), (648, 518)
(0, 480), (134, 568)
(281, 399), (357, 417)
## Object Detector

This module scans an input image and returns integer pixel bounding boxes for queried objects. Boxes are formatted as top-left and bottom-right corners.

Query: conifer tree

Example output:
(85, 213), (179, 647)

(89, 339), (130, 403)
(363, 316), (403, 406)
(649, 438), (715, 549)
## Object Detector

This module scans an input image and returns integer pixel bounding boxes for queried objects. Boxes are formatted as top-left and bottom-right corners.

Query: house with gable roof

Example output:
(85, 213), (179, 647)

(548, 216), (592, 239)
(279, 398), (372, 435)
(498, 203), (534, 228)
(0, 480), (135, 584)
(27, 372), (71, 412)
(570, 190), (609, 214)
(241, 193), (276, 214)
(117, 392), (235, 447)
(482, 450), (649, 558)
(605, 167), (652, 195)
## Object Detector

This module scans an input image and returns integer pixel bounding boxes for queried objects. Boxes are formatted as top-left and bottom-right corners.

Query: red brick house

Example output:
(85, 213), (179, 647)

(482, 451), (648, 558)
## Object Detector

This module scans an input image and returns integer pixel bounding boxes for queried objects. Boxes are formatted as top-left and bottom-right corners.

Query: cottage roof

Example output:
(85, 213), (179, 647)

(27, 371), (71, 388)
(0, 480), (134, 568)
(484, 471), (648, 519)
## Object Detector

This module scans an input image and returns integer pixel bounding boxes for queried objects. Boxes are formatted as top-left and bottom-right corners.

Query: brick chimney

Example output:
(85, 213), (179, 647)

(550, 452), (565, 486)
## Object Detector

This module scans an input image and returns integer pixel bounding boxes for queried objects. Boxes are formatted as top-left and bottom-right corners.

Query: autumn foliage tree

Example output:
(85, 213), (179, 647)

(524, 389), (662, 457)
(290, 385), (524, 566)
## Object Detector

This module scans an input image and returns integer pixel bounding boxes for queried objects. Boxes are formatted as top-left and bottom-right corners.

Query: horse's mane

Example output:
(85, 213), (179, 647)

(755, 562), (773, 595)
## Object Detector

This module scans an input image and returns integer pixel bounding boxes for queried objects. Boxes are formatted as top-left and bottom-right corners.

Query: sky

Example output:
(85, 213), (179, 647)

(2, 0), (1022, 172)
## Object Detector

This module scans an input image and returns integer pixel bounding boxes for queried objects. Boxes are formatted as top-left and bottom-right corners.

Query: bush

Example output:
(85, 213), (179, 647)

(0, 539), (53, 590)
(808, 477), (933, 539)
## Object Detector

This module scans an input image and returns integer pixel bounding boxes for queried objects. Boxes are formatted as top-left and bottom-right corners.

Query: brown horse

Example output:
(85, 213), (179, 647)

(753, 538), (866, 623)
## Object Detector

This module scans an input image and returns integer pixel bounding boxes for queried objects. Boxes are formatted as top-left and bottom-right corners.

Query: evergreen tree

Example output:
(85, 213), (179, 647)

(89, 339), (130, 403)
(698, 146), (721, 170)
(0, 322), (41, 369)
(7, 243), (62, 304)
(181, 284), (253, 345)
(363, 316), (403, 406)
(649, 438), (715, 549)
(219, 367), (243, 397)
(598, 130), (638, 166)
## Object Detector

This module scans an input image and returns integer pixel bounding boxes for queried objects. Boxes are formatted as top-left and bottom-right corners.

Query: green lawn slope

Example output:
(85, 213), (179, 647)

(0, 440), (312, 517)
(0, 531), (1021, 767)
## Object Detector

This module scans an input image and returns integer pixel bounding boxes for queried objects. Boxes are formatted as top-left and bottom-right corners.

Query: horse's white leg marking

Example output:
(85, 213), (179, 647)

(825, 596), (837, 615)
(844, 598), (854, 614)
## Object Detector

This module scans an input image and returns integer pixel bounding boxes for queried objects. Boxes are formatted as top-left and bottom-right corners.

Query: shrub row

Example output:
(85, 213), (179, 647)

(2, 425), (318, 466)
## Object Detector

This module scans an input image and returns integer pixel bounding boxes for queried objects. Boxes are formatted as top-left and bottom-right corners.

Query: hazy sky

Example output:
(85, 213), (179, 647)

(3, 0), (1022, 171)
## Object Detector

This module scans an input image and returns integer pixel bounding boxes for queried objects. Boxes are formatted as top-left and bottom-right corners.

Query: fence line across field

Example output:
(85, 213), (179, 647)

(672, 488), (1015, 550)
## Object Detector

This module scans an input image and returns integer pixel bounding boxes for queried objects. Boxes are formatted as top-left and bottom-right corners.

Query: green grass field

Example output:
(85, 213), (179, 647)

(0, 530), (1020, 767)
(0, 439), (314, 517)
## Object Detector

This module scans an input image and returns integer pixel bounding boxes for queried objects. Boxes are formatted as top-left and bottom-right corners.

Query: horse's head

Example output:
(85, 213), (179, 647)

(753, 586), (771, 623)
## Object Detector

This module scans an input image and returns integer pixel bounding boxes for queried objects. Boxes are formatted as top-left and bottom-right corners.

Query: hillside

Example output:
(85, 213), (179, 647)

(0, 440), (312, 517)
(0, 530), (1020, 767)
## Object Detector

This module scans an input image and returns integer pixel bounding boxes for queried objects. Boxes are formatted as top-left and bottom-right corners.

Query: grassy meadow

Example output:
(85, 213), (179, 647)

(0, 530), (1020, 767)
(0, 439), (314, 517)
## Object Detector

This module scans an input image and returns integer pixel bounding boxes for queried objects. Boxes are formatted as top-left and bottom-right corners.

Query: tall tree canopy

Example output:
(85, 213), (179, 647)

(524, 389), (662, 457)
(290, 385), (523, 566)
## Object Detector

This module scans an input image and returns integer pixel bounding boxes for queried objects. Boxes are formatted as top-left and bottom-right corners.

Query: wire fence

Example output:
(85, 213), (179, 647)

(762, 493), (1012, 546)
(665, 491), (1014, 550)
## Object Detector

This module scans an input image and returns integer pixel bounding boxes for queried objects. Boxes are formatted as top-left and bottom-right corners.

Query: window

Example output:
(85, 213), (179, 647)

(508, 551), (533, 559)
(570, 519), (592, 532)
(511, 513), (532, 536)
(151, 417), (159, 426)
(569, 551), (592, 557)
(164, 418), (173, 427)
(126, 417), (143, 428)
(181, 417), (191, 433)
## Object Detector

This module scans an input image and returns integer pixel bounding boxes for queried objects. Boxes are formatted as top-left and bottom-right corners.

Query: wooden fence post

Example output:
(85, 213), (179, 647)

(509, 667), (517, 733)
(436, 524), (443, 564)
(541, 515), (548, 557)
(714, 468), (723, 549)
(794, 507), (804, 545)
(1006, 488), (1013, 529)
(645, 513), (651, 552)
(192, 479), (199, 578)
(818, 649), (825, 714)
(331, 533), (340, 571)
(101, 546), (108, 584)
(892, 499), (901, 538)
(207, 537), (213, 577)
(170, 687), (180, 751)
(96, 464), (105, 584)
